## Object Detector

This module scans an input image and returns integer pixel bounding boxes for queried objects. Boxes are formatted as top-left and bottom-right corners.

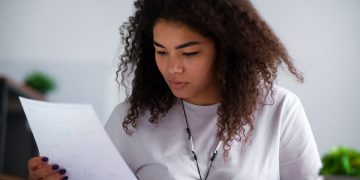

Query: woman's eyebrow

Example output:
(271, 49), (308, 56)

(153, 40), (201, 49)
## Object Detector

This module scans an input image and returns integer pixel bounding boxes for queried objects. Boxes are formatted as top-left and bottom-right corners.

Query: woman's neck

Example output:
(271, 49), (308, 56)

(183, 97), (219, 106)
(183, 89), (220, 106)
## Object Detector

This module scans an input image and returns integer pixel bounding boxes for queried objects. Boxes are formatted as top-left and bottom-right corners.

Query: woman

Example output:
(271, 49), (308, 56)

(28, 0), (322, 179)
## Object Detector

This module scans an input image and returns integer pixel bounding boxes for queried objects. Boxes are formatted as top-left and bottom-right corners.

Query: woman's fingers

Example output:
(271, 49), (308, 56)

(31, 164), (58, 178)
(28, 156), (49, 171)
(28, 156), (68, 180)
(40, 168), (68, 180)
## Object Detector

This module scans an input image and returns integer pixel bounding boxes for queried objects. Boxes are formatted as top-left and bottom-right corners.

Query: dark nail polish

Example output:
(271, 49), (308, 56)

(52, 164), (59, 170)
(42, 157), (49, 162)
(62, 176), (69, 180)
(59, 169), (66, 175)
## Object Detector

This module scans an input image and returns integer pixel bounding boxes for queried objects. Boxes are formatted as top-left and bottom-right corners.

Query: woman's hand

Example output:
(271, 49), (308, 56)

(28, 156), (68, 180)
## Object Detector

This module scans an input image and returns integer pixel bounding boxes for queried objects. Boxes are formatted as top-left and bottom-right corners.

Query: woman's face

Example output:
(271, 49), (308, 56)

(153, 20), (219, 105)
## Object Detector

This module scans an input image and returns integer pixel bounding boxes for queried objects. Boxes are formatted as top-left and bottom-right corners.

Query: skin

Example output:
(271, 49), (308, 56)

(153, 19), (220, 106)
(28, 156), (68, 180)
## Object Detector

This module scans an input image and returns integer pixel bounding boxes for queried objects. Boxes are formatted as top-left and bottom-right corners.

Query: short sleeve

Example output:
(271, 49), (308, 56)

(279, 96), (322, 180)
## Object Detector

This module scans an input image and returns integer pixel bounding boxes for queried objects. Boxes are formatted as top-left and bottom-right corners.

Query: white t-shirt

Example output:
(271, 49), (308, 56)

(105, 86), (322, 180)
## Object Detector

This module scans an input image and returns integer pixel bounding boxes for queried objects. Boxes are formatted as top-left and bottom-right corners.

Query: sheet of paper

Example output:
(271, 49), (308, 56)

(19, 97), (137, 180)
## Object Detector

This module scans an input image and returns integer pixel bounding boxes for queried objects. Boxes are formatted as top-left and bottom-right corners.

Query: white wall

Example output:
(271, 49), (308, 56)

(0, 0), (132, 63)
(0, 0), (359, 155)
(0, 0), (132, 121)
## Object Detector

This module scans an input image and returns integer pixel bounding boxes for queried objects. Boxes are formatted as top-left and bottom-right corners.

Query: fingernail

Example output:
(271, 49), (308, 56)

(52, 164), (59, 170)
(59, 169), (66, 175)
(41, 157), (49, 162)
(62, 176), (69, 180)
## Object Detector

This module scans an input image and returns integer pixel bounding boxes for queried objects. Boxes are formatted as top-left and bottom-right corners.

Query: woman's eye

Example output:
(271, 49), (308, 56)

(183, 51), (199, 57)
(156, 51), (167, 56)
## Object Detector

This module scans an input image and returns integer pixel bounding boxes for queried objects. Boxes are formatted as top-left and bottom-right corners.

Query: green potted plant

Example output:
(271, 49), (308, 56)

(24, 71), (56, 95)
(320, 146), (360, 180)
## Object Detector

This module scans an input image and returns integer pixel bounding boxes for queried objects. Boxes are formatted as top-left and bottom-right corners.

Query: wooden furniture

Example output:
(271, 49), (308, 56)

(0, 76), (43, 178)
(0, 173), (26, 180)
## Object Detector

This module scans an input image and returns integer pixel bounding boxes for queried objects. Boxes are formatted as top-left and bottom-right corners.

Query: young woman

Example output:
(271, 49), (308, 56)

(28, 0), (322, 179)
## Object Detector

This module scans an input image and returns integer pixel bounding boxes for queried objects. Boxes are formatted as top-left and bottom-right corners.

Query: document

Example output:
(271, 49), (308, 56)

(19, 97), (137, 180)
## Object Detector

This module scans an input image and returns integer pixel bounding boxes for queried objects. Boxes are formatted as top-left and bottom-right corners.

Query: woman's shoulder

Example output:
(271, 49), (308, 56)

(104, 100), (130, 135)
(273, 85), (299, 99)
(255, 85), (305, 120)
(256, 85), (310, 134)
(261, 85), (301, 107)
(110, 101), (130, 119)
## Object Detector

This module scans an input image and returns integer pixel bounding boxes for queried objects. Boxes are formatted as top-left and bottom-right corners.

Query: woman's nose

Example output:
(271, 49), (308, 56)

(168, 56), (184, 74)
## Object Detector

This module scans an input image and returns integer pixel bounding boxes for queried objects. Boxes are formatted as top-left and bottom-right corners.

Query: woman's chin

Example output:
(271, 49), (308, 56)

(169, 90), (190, 99)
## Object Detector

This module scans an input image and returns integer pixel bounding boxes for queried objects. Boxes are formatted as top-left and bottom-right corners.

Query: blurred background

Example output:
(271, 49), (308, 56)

(0, 0), (359, 178)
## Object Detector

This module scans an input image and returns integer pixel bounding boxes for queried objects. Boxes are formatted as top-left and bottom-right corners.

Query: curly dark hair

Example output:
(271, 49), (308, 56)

(116, 0), (303, 155)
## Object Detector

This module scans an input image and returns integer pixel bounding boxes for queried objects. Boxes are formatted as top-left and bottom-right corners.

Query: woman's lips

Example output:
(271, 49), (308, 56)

(168, 80), (188, 90)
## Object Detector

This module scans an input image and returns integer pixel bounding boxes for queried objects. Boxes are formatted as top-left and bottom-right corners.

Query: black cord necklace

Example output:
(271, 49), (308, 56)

(180, 99), (222, 180)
